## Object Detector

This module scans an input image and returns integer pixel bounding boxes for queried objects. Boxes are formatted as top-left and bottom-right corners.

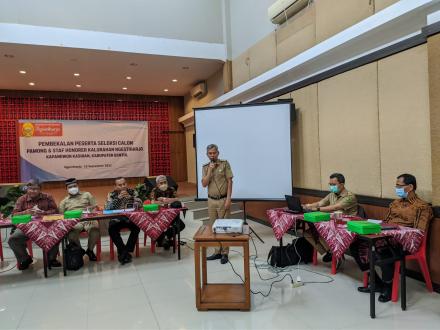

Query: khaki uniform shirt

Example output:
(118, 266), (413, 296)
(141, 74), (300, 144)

(385, 192), (433, 232)
(59, 191), (96, 213)
(202, 159), (233, 198)
(318, 189), (358, 216)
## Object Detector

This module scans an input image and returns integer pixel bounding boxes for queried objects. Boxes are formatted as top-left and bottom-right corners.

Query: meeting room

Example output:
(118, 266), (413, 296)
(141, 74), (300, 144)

(1, 0), (440, 329)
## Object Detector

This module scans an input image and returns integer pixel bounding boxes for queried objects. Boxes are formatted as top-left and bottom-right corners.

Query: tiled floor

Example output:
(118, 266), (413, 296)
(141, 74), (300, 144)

(1, 217), (440, 330)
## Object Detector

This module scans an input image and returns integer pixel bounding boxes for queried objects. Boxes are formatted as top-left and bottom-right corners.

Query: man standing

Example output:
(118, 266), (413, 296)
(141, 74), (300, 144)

(8, 179), (61, 270)
(106, 177), (141, 265)
(202, 144), (233, 264)
(302, 173), (358, 262)
(59, 178), (100, 261)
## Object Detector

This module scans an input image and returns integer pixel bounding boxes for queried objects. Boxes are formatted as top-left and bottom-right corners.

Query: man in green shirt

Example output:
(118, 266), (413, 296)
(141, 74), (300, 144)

(59, 178), (100, 261)
(303, 173), (358, 262)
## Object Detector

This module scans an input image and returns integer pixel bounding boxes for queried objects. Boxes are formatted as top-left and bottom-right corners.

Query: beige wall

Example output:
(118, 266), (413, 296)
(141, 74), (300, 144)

(287, 45), (432, 201)
(375, 0), (400, 13)
(183, 65), (229, 183)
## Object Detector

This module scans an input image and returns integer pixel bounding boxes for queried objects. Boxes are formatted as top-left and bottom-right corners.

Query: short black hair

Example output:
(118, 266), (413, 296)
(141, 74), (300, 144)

(397, 173), (417, 191)
(330, 173), (345, 184)
(115, 177), (125, 183)
(26, 179), (41, 188)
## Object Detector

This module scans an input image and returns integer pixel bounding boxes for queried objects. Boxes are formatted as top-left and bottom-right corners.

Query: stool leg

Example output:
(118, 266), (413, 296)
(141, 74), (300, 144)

(331, 256), (337, 275)
(150, 238), (156, 254)
(96, 237), (101, 262)
(312, 249), (318, 266)
(363, 272), (369, 288)
(135, 240), (140, 257)
(0, 230), (4, 262)
(143, 232), (147, 247)
(109, 238), (115, 260)
(392, 261), (400, 303)
(27, 240), (33, 257)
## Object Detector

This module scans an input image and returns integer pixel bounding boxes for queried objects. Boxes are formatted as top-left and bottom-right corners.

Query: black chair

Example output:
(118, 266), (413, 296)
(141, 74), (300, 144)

(357, 204), (367, 218)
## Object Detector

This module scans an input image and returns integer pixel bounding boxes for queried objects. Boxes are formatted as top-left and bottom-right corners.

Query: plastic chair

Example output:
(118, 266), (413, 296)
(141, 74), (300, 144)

(79, 231), (102, 261)
(391, 233), (433, 302)
(109, 228), (140, 260)
(311, 249), (338, 274)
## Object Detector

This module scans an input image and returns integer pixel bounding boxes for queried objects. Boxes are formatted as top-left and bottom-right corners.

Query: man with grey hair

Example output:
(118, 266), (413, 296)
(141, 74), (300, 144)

(8, 179), (61, 270)
(150, 175), (184, 250)
(202, 144), (233, 264)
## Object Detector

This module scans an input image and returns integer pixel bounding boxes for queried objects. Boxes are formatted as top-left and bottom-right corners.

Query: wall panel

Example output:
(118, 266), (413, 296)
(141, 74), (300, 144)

(249, 32), (277, 79)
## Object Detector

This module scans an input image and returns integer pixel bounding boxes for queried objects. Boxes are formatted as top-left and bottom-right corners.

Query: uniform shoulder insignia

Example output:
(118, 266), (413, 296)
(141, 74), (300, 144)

(203, 162), (210, 167)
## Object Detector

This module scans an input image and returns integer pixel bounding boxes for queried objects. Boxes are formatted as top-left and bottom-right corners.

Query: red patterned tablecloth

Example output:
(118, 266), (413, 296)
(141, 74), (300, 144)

(266, 208), (303, 240)
(17, 219), (80, 252)
(127, 208), (181, 241)
(267, 208), (424, 259)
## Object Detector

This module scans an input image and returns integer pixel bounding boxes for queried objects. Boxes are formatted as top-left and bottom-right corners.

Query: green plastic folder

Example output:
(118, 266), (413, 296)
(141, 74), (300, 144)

(303, 211), (330, 223)
(64, 209), (83, 219)
(347, 221), (381, 234)
(143, 204), (159, 212)
(11, 214), (32, 224)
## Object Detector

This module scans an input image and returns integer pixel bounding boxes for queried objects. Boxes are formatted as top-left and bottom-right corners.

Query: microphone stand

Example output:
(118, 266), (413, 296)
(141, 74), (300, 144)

(242, 201), (264, 244)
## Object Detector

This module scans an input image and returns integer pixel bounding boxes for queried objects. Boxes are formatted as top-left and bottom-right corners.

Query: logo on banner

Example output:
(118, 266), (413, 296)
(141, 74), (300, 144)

(20, 122), (63, 137)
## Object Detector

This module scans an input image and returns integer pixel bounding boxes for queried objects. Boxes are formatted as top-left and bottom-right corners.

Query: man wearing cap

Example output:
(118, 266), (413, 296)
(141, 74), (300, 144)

(59, 178), (100, 261)
(202, 144), (233, 264)
(8, 179), (61, 270)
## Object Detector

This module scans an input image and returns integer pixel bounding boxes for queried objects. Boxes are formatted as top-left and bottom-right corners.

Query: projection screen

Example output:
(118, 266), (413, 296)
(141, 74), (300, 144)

(195, 101), (293, 200)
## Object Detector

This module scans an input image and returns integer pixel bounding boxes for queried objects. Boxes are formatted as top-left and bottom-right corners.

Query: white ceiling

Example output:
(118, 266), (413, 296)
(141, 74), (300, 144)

(0, 43), (224, 96)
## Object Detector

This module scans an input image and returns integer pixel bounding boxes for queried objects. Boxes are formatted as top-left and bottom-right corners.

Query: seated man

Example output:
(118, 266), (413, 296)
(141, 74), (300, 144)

(352, 173), (433, 303)
(106, 177), (141, 265)
(8, 179), (61, 270)
(302, 173), (358, 262)
(59, 178), (100, 261)
(149, 175), (185, 250)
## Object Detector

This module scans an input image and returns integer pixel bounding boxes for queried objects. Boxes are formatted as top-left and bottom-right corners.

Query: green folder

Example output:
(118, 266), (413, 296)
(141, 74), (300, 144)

(11, 214), (32, 224)
(64, 209), (83, 219)
(143, 204), (159, 212)
(303, 211), (330, 223)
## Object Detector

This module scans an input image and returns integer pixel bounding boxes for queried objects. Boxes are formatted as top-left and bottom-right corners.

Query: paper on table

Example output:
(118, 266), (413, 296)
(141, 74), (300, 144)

(367, 219), (382, 224)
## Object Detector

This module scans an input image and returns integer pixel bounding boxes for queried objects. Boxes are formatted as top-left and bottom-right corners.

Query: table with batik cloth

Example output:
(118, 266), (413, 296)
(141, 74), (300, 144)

(266, 208), (424, 263)
(0, 208), (182, 277)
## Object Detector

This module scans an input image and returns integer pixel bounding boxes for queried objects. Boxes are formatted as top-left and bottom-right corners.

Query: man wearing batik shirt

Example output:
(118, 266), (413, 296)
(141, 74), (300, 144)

(106, 177), (141, 265)
(8, 179), (61, 270)
(149, 175), (185, 250)
(353, 173), (433, 303)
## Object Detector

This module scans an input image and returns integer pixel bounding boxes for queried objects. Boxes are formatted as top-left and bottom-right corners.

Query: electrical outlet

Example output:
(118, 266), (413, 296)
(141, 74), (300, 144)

(292, 281), (304, 288)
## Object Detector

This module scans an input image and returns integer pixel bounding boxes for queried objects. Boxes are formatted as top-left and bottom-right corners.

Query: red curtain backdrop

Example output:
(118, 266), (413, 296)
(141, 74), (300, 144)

(0, 97), (170, 183)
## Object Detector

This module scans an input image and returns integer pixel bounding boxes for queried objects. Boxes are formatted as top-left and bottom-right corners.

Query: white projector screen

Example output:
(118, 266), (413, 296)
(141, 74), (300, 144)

(195, 102), (293, 200)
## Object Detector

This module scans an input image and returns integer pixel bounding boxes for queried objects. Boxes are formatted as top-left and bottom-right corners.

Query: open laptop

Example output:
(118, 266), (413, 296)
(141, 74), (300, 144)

(285, 195), (305, 214)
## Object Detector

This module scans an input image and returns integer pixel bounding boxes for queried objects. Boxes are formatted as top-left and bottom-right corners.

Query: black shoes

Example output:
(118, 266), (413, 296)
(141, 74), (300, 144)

(378, 285), (392, 303)
(322, 252), (333, 263)
(18, 257), (33, 270)
(358, 284), (383, 293)
(163, 238), (171, 251)
(86, 249), (97, 261)
(207, 253), (222, 261)
(220, 254), (229, 264)
(118, 251), (132, 265)
(49, 259), (62, 268)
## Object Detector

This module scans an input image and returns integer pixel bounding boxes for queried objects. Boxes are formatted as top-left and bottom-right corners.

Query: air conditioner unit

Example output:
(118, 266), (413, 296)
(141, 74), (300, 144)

(268, 0), (310, 25)
(191, 81), (207, 99)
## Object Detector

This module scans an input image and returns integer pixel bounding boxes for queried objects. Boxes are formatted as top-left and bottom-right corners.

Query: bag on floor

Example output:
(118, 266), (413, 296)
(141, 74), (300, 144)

(65, 243), (85, 271)
(267, 237), (314, 268)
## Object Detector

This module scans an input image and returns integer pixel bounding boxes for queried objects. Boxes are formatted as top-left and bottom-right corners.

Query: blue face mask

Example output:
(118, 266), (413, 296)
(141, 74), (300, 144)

(329, 185), (339, 194)
(395, 187), (408, 199)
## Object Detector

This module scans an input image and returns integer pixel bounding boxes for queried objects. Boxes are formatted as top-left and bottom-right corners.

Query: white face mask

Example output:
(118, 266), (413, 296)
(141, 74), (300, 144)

(159, 183), (168, 191)
(68, 187), (79, 195)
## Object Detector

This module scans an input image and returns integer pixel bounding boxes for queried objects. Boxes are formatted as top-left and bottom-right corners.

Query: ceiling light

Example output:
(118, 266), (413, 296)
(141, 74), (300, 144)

(28, 82), (35, 86)
(163, 89), (168, 92)
(126, 76), (132, 80)
(76, 84), (82, 88)
(73, 73), (80, 77)
(122, 87), (127, 90)
(172, 79), (178, 82)
(19, 70), (26, 74)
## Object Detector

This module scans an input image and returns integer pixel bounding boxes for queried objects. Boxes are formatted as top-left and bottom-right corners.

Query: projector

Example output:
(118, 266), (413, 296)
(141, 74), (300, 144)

(212, 219), (244, 234)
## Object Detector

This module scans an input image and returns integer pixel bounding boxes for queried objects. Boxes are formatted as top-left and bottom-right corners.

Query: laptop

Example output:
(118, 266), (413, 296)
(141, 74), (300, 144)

(285, 195), (304, 213)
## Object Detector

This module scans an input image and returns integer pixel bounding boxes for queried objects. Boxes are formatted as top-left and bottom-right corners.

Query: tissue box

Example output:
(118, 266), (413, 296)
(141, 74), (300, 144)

(347, 221), (381, 234)
(12, 214), (32, 224)
(303, 211), (330, 223)
(143, 204), (159, 212)
(64, 210), (83, 219)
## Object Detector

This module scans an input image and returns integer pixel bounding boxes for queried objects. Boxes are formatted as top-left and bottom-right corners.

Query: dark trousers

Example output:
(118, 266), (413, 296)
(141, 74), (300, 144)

(108, 219), (140, 255)
(350, 239), (395, 283)
(156, 201), (185, 243)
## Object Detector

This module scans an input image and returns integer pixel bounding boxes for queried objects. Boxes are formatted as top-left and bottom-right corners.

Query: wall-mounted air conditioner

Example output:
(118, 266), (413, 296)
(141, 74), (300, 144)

(191, 81), (207, 99)
(268, 0), (310, 25)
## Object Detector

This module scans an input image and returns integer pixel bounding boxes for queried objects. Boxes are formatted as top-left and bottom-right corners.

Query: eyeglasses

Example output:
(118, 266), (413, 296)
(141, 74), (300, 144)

(395, 184), (408, 188)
